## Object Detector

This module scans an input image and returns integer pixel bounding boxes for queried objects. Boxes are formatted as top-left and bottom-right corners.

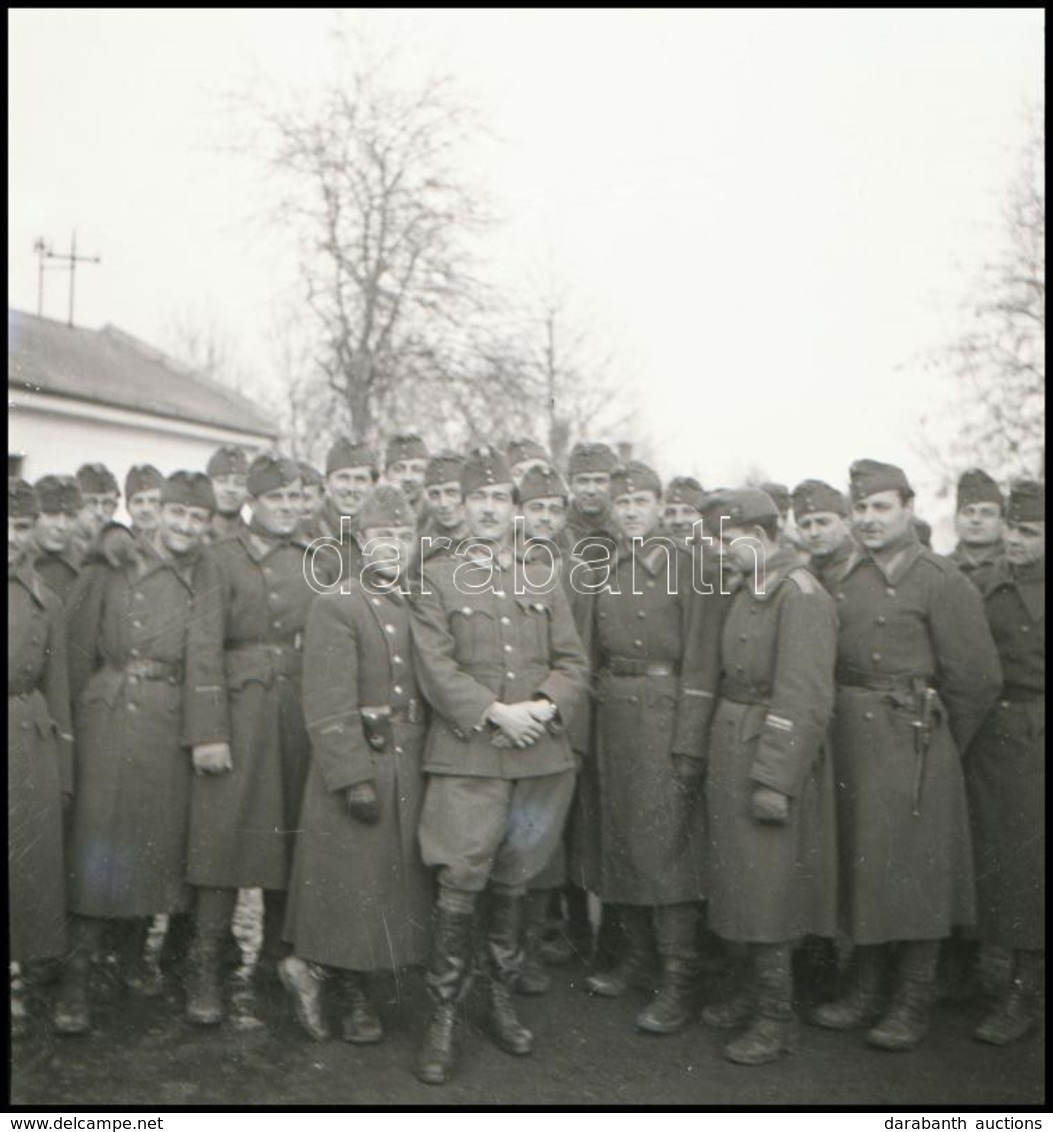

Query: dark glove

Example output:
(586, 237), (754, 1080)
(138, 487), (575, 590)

(672, 753), (705, 791)
(751, 784), (790, 824)
(346, 781), (380, 825)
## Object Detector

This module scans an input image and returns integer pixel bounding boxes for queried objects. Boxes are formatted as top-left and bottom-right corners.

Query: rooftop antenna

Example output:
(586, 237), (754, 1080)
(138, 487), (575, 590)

(34, 230), (101, 327)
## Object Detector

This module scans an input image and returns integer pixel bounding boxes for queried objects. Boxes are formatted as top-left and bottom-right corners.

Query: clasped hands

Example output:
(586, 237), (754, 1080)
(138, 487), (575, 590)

(487, 699), (557, 749)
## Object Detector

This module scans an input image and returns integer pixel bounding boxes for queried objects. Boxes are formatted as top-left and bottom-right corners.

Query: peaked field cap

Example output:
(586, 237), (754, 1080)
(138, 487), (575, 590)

(76, 462), (120, 496)
(384, 432), (429, 467)
(34, 474), (82, 514)
(759, 482), (791, 518)
(848, 459), (913, 502)
(461, 445), (513, 493)
(9, 477), (39, 519)
(206, 445), (248, 477)
(519, 465), (568, 505)
(358, 483), (417, 530)
(610, 460), (662, 499)
(1006, 479), (1044, 524)
(297, 460), (324, 488)
(326, 436), (378, 475)
(125, 464), (165, 499)
(956, 468), (1003, 512)
(247, 452), (301, 497)
(425, 449), (465, 486)
(791, 479), (847, 519)
(704, 488), (779, 527)
(506, 437), (549, 467)
(162, 471), (216, 512)
(567, 441), (618, 476)
(664, 476), (705, 511)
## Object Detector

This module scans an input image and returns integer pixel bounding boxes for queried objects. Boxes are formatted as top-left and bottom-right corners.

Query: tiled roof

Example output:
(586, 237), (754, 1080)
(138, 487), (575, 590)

(8, 308), (277, 438)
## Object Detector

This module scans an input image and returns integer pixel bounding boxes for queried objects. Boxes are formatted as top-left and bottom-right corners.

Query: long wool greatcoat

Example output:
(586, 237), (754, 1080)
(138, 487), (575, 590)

(9, 566), (73, 961)
(185, 527), (325, 891)
(966, 557), (1044, 950)
(706, 550), (838, 942)
(831, 534), (1001, 944)
(574, 540), (725, 906)
(64, 545), (205, 918)
(285, 579), (432, 971)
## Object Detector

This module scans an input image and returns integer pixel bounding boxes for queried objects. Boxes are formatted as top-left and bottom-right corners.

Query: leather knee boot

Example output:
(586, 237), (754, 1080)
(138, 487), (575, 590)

(636, 903), (700, 1035)
(485, 887), (534, 1056)
(517, 889), (553, 996)
(54, 915), (103, 1036)
(416, 895), (476, 1086)
(702, 944), (756, 1029)
(341, 970), (383, 1044)
(124, 915), (167, 998)
(586, 904), (654, 997)
(278, 955), (330, 1041)
(724, 942), (796, 1065)
(187, 887), (235, 1027)
(810, 943), (885, 1030)
(974, 949), (1043, 1046)
(867, 940), (938, 1051)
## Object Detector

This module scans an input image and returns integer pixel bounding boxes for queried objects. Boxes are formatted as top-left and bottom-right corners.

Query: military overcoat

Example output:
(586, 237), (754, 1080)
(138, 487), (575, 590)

(966, 557), (1044, 950)
(706, 550), (838, 942)
(285, 579), (432, 971)
(831, 534), (1001, 943)
(34, 549), (82, 605)
(64, 544), (204, 918)
(9, 566), (73, 961)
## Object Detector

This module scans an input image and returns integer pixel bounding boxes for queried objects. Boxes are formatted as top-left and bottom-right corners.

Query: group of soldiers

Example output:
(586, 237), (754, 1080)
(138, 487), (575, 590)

(7, 431), (1044, 1088)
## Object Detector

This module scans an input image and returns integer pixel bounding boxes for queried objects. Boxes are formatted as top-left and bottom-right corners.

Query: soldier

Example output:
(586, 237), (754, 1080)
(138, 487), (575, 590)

(810, 459), (1001, 1051)
(184, 454), (322, 1028)
(9, 479), (74, 1038)
(383, 432), (429, 509)
(296, 460), (326, 536)
(701, 489), (838, 1064)
(662, 476), (705, 545)
(564, 440), (619, 562)
(32, 475), (84, 604)
(506, 437), (551, 487)
(125, 464), (165, 537)
(73, 463), (120, 559)
(53, 472), (216, 1035)
(280, 485), (432, 1045)
(311, 436), (380, 587)
(791, 479), (854, 593)
(408, 446), (588, 1085)
(949, 468), (1005, 590)
(205, 444), (249, 544)
(579, 461), (724, 1035)
(418, 449), (468, 561)
(966, 480), (1044, 1045)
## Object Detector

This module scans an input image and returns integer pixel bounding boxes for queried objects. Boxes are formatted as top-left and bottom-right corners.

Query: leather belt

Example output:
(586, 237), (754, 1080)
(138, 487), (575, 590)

(120, 658), (183, 683)
(603, 658), (679, 678)
(227, 640), (303, 678)
(835, 665), (933, 693)
(719, 681), (770, 706)
(392, 699), (424, 724)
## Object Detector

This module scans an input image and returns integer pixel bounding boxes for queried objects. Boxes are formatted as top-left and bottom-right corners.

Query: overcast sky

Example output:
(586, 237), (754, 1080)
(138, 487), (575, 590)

(8, 9), (1044, 544)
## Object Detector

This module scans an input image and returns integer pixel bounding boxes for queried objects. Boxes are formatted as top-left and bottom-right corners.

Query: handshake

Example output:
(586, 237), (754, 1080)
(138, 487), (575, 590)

(486, 699), (558, 750)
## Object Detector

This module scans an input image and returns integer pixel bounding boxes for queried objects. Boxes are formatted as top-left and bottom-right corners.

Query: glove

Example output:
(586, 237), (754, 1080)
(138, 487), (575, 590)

(192, 742), (233, 776)
(672, 753), (705, 788)
(751, 784), (790, 824)
(346, 781), (380, 825)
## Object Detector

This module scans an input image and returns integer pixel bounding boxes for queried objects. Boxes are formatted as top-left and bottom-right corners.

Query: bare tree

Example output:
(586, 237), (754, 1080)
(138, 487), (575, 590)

(160, 302), (252, 398)
(918, 104), (1045, 487)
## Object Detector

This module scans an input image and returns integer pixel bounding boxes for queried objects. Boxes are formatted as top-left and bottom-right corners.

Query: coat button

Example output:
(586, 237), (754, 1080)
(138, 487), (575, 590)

(131, 619), (142, 629)
(500, 616), (511, 625)
(739, 634), (747, 642)
(393, 685), (403, 695)
(864, 711), (873, 720)
(371, 597), (381, 606)
(875, 615), (886, 625)
(836, 593), (845, 602)
(871, 652), (881, 663)
(133, 591), (144, 601)
(637, 610), (646, 619)
(504, 644), (513, 653)
(633, 639), (644, 648)
(646, 580), (656, 589)
(494, 590), (506, 599)
(1020, 626), (1030, 634)
(127, 703), (138, 713)
(393, 655), (403, 665)
(385, 624), (396, 634)
(886, 587), (896, 596)
(394, 745), (404, 755)
(506, 672), (515, 680)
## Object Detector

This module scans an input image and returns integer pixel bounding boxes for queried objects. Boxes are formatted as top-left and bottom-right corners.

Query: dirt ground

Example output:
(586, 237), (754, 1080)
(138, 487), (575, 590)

(9, 938), (1045, 1109)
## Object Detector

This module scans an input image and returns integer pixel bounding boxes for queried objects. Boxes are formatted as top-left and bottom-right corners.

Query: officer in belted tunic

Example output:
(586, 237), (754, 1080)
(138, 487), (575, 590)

(966, 479), (1045, 1046)
(279, 485), (433, 1046)
(409, 446), (588, 1086)
(791, 479), (855, 594)
(949, 468), (1005, 592)
(578, 460), (725, 1036)
(9, 479), (74, 1039)
(32, 475), (84, 604)
(701, 489), (838, 1065)
(810, 459), (1001, 1052)
(53, 473), (217, 1037)
(205, 445), (250, 544)
(184, 453), (327, 1029)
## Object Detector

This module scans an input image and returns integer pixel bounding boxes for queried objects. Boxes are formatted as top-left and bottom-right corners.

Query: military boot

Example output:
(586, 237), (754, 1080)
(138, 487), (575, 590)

(810, 944), (884, 1031)
(278, 955), (330, 1041)
(124, 916), (167, 998)
(973, 949), (1043, 1046)
(867, 940), (938, 1051)
(416, 899), (476, 1086)
(636, 903), (700, 1034)
(53, 915), (102, 1036)
(723, 943), (796, 1065)
(586, 904), (654, 997)
(11, 963), (29, 1040)
(486, 887), (534, 1056)
(185, 938), (224, 1026)
(702, 948), (756, 1029)
(341, 970), (383, 1045)
(516, 889), (553, 996)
